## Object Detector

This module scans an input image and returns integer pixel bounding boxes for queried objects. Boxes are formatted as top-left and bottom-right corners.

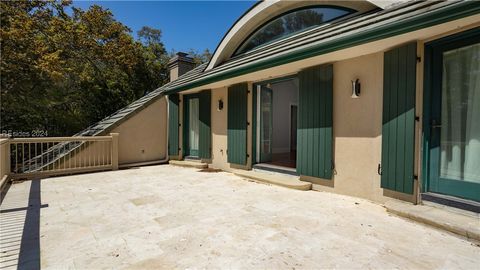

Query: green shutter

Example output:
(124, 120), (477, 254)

(199, 90), (211, 159)
(297, 64), (333, 179)
(381, 42), (417, 194)
(227, 83), (248, 165)
(168, 94), (180, 157)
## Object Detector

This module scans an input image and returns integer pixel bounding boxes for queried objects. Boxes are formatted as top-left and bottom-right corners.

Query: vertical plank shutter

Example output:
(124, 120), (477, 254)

(381, 42), (416, 194)
(199, 90), (211, 159)
(168, 94), (180, 157)
(297, 64), (333, 179)
(227, 83), (248, 165)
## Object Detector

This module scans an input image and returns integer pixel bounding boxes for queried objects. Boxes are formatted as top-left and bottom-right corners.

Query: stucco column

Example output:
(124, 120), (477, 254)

(111, 133), (119, 170)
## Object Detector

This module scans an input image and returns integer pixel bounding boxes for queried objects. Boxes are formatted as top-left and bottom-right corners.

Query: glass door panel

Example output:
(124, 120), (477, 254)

(429, 40), (480, 201)
(188, 98), (200, 157)
(260, 86), (273, 162)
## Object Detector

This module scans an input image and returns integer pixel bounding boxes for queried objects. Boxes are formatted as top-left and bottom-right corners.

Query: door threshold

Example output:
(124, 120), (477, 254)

(184, 156), (201, 161)
(421, 192), (480, 214)
(253, 163), (298, 176)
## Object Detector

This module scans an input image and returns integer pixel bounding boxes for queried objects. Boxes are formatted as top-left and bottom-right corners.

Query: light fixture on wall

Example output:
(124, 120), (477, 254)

(217, 99), (224, 111)
(351, 78), (361, 98)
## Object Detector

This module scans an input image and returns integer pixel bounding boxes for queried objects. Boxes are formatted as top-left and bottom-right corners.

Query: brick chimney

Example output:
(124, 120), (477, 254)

(168, 52), (195, 82)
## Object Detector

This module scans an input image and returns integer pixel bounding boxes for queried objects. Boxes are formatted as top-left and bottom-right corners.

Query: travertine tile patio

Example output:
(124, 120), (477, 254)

(0, 165), (478, 269)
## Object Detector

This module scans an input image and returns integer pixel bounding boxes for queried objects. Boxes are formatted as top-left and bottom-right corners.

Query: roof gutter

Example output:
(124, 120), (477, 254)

(163, 1), (479, 95)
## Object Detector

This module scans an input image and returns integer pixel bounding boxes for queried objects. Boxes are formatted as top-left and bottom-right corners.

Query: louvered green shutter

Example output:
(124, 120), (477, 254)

(297, 64), (333, 179)
(168, 94), (180, 157)
(199, 90), (211, 159)
(227, 83), (248, 165)
(381, 42), (417, 194)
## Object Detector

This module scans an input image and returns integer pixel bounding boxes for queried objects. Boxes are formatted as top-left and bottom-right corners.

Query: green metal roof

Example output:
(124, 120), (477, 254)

(161, 0), (479, 95)
(78, 0), (479, 137)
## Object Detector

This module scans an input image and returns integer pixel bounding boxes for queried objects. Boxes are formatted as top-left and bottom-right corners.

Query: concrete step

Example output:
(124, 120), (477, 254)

(233, 169), (311, 191)
(384, 200), (480, 241)
(169, 160), (208, 169)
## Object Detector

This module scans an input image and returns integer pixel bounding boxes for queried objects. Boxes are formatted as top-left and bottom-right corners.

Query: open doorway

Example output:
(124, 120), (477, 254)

(255, 77), (299, 173)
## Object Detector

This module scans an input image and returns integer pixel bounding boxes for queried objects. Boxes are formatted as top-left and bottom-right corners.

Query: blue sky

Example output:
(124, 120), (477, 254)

(72, 1), (256, 53)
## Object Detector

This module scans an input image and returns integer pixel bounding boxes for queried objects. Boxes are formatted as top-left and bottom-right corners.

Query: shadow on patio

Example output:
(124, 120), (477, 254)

(0, 165), (478, 269)
(0, 180), (47, 269)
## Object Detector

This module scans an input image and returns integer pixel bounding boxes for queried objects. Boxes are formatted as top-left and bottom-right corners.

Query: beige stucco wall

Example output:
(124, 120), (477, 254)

(205, 52), (415, 203)
(301, 52), (415, 203)
(174, 19), (479, 204)
(210, 87), (229, 170)
(208, 84), (254, 171)
(111, 97), (167, 165)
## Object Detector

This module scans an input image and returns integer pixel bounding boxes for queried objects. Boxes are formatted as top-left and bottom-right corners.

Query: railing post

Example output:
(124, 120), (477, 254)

(110, 133), (119, 170)
(0, 136), (11, 184)
(5, 140), (11, 175)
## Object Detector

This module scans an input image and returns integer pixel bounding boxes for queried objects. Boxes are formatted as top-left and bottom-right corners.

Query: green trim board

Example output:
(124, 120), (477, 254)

(297, 64), (333, 179)
(168, 94), (180, 157)
(254, 74), (298, 88)
(252, 84), (257, 164)
(163, 1), (480, 95)
(422, 27), (480, 202)
(227, 83), (248, 165)
(380, 42), (417, 194)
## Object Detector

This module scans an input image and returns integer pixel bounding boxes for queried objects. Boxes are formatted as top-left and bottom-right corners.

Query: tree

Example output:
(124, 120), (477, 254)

(173, 49), (212, 66)
(138, 26), (162, 46)
(136, 26), (169, 95)
(1, 1), (169, 136)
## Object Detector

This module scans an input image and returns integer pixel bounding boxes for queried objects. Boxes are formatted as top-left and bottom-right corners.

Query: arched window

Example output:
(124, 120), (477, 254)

(233, 6), (355, 56)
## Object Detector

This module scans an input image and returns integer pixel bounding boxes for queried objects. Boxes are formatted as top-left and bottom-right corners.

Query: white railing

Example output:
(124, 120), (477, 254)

(0, 133), (118, 181)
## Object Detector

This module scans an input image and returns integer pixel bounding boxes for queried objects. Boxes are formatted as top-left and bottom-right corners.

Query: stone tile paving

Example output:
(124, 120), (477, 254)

(0, 165), (479, 269)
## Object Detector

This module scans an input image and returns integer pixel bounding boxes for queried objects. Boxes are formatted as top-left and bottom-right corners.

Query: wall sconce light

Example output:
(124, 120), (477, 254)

(217, 99), (224, 111)
(351, 78), (361, 98)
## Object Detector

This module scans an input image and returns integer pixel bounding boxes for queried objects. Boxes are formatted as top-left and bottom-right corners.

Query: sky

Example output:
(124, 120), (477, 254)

(72, 1), (256, 53)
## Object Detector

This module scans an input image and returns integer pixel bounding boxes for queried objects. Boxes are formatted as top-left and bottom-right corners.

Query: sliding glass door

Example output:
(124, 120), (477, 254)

(426, 30), (480, 202)
(184, 95), (200, 157)
(260, 86), (273, 163)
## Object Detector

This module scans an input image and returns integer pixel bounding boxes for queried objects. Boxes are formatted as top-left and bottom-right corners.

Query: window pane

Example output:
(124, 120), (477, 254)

(189, 98), (199, 151)
(235, 7), (353, 56)
(440, 43), (480, 183)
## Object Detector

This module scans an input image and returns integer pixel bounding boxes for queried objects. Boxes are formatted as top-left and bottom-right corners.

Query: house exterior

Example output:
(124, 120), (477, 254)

(82, 0), (480, 208)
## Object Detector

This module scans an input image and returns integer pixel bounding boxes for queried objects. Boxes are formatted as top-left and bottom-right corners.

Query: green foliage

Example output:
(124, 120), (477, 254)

(169, 48), (212, 67)
(1, 0), (170, 136)
(188, 48), (212, 66)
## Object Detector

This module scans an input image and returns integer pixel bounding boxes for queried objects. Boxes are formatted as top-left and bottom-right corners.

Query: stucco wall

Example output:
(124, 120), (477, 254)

(209, 84), (253, 171)
(206, 52), (415, 203)
(111, 97), (168, 165)
(177, 20), (479, 204)
(306, 52), (391, 202)
(210, 87), (229, 170)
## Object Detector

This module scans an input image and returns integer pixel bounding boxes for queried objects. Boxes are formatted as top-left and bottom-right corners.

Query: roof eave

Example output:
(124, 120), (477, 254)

(163, 1), (480, 95)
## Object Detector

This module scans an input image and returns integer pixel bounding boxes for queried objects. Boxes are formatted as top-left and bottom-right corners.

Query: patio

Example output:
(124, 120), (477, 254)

(0, 165), (478, 269)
